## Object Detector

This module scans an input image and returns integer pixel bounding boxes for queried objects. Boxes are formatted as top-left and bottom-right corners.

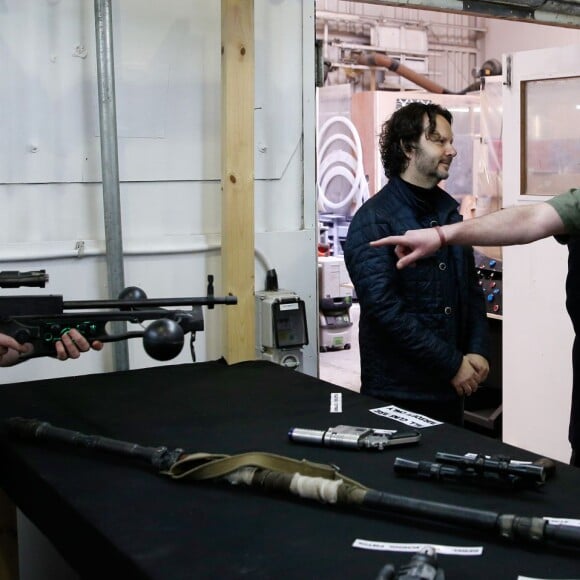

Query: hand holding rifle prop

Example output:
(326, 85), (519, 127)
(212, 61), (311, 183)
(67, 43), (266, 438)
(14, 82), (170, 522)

(5, 417), (580, 552)
(0, 270), (237, 362)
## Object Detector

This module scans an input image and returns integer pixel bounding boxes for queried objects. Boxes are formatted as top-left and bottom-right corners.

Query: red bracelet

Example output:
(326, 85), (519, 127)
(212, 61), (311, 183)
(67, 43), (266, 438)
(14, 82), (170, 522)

(434, 225), (447, 247)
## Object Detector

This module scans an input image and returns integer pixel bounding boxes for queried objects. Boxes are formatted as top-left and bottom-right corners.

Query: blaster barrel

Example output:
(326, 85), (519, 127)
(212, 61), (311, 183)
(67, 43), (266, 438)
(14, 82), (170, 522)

(0, 270), (48, 288)
(395, 456), (540, 489)
(394, 457), (464, 482)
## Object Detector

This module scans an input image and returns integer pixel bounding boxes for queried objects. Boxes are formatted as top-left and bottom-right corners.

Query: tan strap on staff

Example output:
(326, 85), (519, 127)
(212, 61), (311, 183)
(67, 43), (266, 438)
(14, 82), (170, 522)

(163, 451), (367, 490)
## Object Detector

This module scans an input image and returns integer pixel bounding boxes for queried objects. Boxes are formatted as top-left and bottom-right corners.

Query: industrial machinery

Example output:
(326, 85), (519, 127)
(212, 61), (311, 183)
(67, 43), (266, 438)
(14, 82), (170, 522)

(319, 296), (353, 352)
(474, 250), (503, 317)
(318, 256), (354, 352)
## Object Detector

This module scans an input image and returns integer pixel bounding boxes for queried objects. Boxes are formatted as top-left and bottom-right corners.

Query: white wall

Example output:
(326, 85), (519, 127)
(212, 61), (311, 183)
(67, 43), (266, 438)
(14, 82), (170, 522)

(484, 19), (580, 59)
(0, 0), (318, 385)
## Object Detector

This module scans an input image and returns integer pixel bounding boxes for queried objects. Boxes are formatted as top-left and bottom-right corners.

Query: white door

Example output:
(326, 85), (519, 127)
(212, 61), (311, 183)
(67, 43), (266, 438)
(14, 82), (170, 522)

(501, 44), (580, 462)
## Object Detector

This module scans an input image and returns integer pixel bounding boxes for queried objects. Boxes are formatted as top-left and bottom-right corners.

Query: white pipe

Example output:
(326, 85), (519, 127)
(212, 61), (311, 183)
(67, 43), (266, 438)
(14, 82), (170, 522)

(0, 239), (272, 272)
(0, 243), (218, 262)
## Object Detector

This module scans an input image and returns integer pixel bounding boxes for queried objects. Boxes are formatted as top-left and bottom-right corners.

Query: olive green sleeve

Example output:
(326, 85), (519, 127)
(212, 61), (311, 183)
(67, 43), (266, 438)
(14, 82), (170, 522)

(547, 189), (580, 234)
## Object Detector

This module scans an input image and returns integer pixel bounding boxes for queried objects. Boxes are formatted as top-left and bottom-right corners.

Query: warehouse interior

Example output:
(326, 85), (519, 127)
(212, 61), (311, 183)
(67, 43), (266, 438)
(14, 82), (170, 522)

(2, 1), (580, 578)
(315, 0), (580, 464)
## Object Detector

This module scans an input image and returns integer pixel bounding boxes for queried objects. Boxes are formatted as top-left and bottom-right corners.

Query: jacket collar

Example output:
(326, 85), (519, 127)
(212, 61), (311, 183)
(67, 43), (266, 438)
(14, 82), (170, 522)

(389, 176), (459, 222)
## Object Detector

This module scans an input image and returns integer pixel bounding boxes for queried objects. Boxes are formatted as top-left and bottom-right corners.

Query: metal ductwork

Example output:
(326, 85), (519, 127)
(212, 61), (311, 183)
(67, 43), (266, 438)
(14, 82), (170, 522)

(359, 1), (580, 28)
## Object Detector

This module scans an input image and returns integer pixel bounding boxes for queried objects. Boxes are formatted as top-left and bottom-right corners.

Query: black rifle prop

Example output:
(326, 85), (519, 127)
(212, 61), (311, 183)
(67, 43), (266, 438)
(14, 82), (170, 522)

(394, 452), (554, 490)
(4, 417), (580, 551)
(0, 271), (236, 362)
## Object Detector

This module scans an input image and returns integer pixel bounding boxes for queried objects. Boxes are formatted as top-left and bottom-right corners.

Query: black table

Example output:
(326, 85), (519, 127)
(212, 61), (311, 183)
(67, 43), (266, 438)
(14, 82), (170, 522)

(0, 360), (579, 579)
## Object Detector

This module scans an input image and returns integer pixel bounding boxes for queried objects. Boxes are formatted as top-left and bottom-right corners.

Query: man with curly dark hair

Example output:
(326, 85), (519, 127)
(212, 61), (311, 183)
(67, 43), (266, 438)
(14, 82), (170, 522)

(344, 102), (490, 425)
(371, 187), (580, 464)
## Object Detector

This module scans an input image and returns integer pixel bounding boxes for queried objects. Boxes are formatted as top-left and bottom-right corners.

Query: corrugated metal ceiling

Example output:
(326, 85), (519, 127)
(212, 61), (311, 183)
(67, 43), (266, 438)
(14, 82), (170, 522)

(356, 1), (580, 27)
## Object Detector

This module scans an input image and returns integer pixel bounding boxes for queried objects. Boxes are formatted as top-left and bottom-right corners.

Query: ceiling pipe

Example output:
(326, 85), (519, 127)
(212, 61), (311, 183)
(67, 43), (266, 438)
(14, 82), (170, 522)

(355, 51), (487, 94)
(356, 51), (454, 94)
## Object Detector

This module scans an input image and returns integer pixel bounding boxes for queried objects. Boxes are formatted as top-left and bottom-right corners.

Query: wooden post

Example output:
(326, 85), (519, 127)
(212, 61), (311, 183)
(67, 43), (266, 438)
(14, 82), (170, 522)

(221, 0), (256, 363)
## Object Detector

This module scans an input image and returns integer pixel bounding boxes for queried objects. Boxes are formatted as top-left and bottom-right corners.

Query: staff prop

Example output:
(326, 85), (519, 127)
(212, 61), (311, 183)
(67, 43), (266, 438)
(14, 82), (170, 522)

(4, 417), (580, 551)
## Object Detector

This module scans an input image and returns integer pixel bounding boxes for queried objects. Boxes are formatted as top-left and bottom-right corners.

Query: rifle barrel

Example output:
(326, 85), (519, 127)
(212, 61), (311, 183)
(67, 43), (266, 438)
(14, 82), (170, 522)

(63, 296), (237, 309)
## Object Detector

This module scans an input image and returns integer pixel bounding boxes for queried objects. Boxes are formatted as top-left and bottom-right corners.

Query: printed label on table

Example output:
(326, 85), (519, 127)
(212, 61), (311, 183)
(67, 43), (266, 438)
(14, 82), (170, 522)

(352, 539), (482, 556)
(369, 405), (442, 428)
(330, 392), (342, 413)
(543, 516), (580, 527)
(518, 577), (580, 580)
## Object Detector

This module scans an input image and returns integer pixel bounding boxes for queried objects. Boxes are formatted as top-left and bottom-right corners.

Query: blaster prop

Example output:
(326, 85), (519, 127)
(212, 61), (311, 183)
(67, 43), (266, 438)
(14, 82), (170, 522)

(0, 274), (237, 362)
(5, 417), (580, 551)
(288, 425), (421, 450)
(394, 452), (553, 490)
(375, 546), (444, 580)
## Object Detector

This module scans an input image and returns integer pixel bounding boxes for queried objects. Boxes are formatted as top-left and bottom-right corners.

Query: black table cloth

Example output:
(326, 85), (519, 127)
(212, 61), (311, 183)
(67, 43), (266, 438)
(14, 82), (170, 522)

(0, 359), (579, 579)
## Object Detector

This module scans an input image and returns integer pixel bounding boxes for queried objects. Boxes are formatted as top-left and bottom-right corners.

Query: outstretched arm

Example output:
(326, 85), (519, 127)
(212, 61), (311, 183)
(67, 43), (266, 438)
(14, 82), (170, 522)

(370, 202), (566, 269)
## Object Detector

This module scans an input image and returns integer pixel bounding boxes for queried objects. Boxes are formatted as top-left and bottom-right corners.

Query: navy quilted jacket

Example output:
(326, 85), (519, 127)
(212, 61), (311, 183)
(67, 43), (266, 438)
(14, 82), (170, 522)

(344, 176), (490, 401)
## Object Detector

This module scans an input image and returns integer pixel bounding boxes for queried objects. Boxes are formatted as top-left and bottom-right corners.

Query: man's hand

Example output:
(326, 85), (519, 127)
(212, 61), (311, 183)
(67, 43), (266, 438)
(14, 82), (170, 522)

(465, 353), (489, 384)
(54, 329), (104, 361)
(0, 330), (103, 367)
(370, 228), (441, 269)
(451, 356), (481, 397)
(0, 334), (32, 367)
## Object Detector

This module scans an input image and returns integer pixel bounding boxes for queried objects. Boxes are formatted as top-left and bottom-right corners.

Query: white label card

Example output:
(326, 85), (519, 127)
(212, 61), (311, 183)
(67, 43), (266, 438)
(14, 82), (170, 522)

(352, 539), (482, 556)
(330, 392), (342, 413)
(369, 405), (442, 428)
(518, 577), (580, 580)
(543, 517), (580, 527)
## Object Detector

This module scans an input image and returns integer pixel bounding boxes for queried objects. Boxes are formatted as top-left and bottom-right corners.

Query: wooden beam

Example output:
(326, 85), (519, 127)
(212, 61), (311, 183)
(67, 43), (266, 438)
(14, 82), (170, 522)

(221, 0), (256, 363)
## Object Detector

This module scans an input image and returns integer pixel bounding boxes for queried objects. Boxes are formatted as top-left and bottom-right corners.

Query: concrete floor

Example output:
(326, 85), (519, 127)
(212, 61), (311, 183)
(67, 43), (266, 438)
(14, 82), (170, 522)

(318, 302), (361, 393)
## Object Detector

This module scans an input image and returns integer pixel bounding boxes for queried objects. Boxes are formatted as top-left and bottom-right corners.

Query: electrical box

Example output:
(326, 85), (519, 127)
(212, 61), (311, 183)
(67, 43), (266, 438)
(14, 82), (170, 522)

(255, 290), (308, 372)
